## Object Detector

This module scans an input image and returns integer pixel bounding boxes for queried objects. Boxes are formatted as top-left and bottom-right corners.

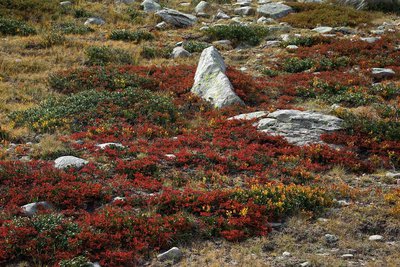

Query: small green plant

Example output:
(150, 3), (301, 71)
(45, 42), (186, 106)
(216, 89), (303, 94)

(140, 46), (172, 59)
(53, 22), (94, 35)
(205, 25), (269, 46)
(109, 29), (154, 42)
(0, 17), (36, 36)
(0, 0), (60, 21)
(41, 31), (66, 47)
(73, 8), (93, 18)
(85, 46), (134, 66)
(183, 41), (210, 53)
(282, 57), (314, 73)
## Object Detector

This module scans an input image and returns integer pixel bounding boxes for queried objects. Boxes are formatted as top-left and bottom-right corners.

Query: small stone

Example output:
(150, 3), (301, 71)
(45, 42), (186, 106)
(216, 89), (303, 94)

(96, 143), (124, 149)
(156, 21), (168, 29)
(312, 26), (333, 34)
(195, 1), (209, 14)
(386, 172), (400, 178)
(84, 17), (105, 26)
(325, 234), (339, 244)
(360, 37), (380, 43)
(216, 10), (230, 19)
(228, 111), (268, 121)
(172, 47), (191, 58)
(234, 7), (255, 16)
(282, 251), (291, 257)
(341, 254), (354, 259)
(156, 9), (197, 28)
(257, 3), (293, 19)
(21, 201), (53, 216)
(141, 0), (161, 12)
(165, 154), (176, 159)
(265, 40), (281, 47)
(317, 218), (329, 222)
(300, 262), (311, 267)
(157, 247), (182, 262)
(337, 199), (350, 206)
(369, 235), (384, 241)
(60, 1), (72, 6)
(112, 197), (126, 203)
(286, 45), (298, 50)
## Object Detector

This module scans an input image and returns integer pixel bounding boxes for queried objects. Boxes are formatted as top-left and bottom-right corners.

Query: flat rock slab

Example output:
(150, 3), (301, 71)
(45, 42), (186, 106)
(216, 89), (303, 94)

(21, 201), (53, 216)
(256, 110), (343, 146)
(371, 68), (395, 80)
(54, 156), (89, 169)
(257, 3), (293, 19)
(156, 9), (197, 28)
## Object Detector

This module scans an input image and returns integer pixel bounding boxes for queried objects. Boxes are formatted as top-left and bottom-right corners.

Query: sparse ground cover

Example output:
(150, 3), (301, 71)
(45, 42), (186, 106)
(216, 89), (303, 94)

(0, 0), (399, 266)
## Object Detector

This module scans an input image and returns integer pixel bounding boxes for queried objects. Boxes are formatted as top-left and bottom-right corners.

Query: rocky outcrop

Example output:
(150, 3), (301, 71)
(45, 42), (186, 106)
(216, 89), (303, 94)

(156, 9), (197, 28)
(256, 110), (343, 145)
(191, 46), (244, 108)
(257, 3), (293, 19)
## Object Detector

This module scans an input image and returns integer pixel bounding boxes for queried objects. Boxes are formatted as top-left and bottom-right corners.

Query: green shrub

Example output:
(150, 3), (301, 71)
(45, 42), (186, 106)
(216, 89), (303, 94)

(49, 67), (154, 94)
(140, 46), (172, 59)
(282, 57), (314, 73)
(339, 111), (400, 141)
(205, 25), (269, 46)
(0, 0), (59, 21)
(282, 3), (378, 28)
(127, 7), (144, 22)
(316, 56), (350, 71)
(73, 8), (93, 18)
(10, 88), (178, 133)
(282, 35), (331, 47)
(109, 29), (154, 42)
(85, 46), (134, 66)
(0, 17), (36, 36)
(183, 41), (211, 53)
(53, 22), (94, 35)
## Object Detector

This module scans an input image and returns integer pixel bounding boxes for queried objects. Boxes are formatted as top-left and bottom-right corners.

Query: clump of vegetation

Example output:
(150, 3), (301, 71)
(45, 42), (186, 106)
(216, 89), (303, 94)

(0, 0), (60, 21)
(140, 46), (172, 59)
(10, 88), (178, 132)
(53, 22), (94, 35)
(282, 57), (314, 73)
(109, 29), (154, 42)
(0, 17), (36, 36)
(205, 24), (269, 46)
(183, 41), (211, 53)
(282, 3), (378, 28)
(49, 66), (154, 94)
(282, 35), (331, 47)
(85, 46), (135, 66)
(73, 8), (93, 19)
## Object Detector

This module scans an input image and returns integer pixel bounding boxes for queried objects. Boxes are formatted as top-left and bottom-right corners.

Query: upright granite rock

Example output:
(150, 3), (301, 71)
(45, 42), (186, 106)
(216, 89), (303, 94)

(257, 3), (293, 18)
(191, 46), (244, 108)
(256, 110), (343, 145)
(156, 9), (197, 28)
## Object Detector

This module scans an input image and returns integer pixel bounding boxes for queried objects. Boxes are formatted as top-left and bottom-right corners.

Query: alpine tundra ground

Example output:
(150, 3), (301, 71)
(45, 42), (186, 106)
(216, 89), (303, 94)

(0, 0), (399, 266)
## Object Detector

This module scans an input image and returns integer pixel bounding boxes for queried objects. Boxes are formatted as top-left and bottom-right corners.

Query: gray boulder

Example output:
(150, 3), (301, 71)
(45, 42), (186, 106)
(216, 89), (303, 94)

(371, 68), (395, 79)
(172, 47), (191, 58)
(141, 0), (161, 13)
(256, 110), (343, 145)
(54, 156), (89, 169)
(216, 10), (230, 19)
(312, 26), (333, 34)
(234, 7), (255, 16)
(157, 247), (182, 262)
(195, 1), (209, 14)
(257, 3), (293, 19)
(191, 46), (244, 108)
(156, 9), (197, 28)
(60, 1), (72, 6)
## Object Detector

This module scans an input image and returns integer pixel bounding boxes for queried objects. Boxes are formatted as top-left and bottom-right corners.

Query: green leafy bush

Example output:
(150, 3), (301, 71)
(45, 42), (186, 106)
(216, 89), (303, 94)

(53, 22), (94, 35)
(0, 0), (59, 21)
(73, 8), (93, 18)
(85, 46), (134, 66)
(140, 46), (172, 59)
(0, 17), (36, 36)
(205, 25), (269, 46)
(10, 88), (178, 132)
(282, 57), (314, 73)
(282, 3), (377, 28)
(109, 29), (154, 42)
(183, 41), (211, 53)
(49, 66), (154, 94)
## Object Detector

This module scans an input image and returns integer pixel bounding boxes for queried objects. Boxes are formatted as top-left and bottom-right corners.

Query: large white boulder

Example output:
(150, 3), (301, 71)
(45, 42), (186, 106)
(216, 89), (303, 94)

(191, 46), (244, 108)
(54, 156), (88, 169)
